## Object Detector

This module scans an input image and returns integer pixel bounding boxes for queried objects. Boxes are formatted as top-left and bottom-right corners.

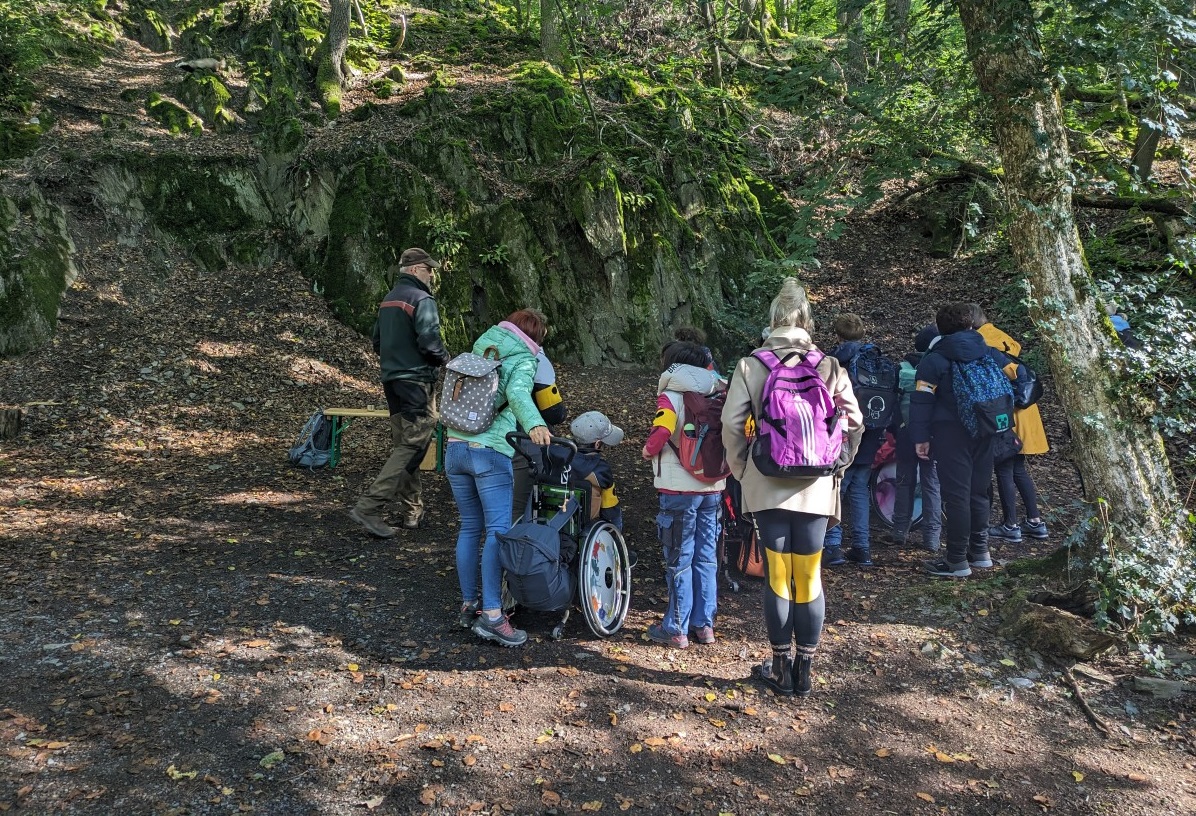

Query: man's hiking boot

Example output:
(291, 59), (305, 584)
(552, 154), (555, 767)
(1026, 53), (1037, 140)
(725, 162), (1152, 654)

(1020, 518), (1049, 539)
(647, 623), (689, 649)
(472, 613), (527, 647)
(403, 510), (424, 530)
(987, 523), (1022, 543)
(822, 546), (847, 567)
(458, 600), (479, 629)
(689, 625), (715, 645)
(754, 655), (792, 696)
(924, 558), (971, 578)
(349, 508), (396, 539)
(845, 547), (873, 567)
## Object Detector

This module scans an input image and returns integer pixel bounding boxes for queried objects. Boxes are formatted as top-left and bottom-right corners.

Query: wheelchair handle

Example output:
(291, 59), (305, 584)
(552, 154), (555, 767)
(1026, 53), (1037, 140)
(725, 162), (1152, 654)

(505, 431), (578, 467)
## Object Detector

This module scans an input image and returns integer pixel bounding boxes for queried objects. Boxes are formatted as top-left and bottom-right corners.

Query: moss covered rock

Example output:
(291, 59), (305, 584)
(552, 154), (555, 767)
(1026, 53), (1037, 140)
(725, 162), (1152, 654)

(0, 187), (78, 357)
(178, 73), (238, 132)
(146, 93), (204, 136)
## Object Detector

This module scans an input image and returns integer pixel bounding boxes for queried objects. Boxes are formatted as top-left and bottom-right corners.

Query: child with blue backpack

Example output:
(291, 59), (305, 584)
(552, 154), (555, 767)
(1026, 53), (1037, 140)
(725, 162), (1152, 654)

(822, 314), (894, 567)
(909, 303), (1016, 578)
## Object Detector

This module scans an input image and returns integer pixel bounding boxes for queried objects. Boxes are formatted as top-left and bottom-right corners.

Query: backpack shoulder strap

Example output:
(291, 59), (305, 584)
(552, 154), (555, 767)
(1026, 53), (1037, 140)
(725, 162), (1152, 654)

(546, 498), (579, 532)
(751, 349), (780, 369)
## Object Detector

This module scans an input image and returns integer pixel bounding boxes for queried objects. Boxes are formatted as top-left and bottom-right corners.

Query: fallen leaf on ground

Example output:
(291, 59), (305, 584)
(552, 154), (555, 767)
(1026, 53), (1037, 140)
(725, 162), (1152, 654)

(916, 792), (934, 803)
(361, 795), (384, 809)
(875, 747), (892, 757)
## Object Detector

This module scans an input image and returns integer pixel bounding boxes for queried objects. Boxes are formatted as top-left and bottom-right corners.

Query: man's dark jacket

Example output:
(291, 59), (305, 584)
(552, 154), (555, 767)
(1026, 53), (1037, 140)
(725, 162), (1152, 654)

(908, 329), (1009, 445)
(372, 273), (451, 383)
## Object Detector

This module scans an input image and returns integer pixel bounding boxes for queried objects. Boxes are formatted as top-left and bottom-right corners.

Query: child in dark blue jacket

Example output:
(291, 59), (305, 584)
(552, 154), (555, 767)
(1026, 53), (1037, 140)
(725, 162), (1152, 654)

(908, 303), (1012, 577)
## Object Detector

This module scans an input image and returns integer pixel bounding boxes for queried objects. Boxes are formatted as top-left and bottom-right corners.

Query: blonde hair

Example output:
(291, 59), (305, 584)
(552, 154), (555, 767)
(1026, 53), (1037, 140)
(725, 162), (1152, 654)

(768, 278), (814, 332)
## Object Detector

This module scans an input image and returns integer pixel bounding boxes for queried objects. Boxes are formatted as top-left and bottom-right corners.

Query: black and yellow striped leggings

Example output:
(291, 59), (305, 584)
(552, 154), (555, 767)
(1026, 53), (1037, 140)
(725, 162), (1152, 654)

(753, 509), (829, 654)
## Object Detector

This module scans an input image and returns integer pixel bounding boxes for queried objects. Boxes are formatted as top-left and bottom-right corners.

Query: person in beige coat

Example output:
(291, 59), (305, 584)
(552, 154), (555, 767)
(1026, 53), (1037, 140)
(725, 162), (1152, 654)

(722, 279), (864, 696)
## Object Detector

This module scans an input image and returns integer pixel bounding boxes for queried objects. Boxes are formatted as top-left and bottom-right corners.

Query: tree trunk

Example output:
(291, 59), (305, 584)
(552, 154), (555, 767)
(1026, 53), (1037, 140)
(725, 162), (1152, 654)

(327, 0), (351, 85)
(540, 0), (567, 67)
(1130, 117), (1162, 181)
(837, 0), (868, 80)
(884, 0), (911, 47)
(956, 1), (1184, 559)
(777, 0), (789, 32)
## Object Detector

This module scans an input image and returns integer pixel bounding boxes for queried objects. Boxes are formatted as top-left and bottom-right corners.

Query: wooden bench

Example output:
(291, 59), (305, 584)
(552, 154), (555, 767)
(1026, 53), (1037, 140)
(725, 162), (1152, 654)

(321, 408), (443, 471)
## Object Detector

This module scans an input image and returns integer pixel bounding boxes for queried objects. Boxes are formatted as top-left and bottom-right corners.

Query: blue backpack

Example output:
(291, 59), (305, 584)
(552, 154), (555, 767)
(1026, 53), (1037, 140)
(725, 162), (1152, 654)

(288, 411), (334, 469)
(951, 355), (1015, 439)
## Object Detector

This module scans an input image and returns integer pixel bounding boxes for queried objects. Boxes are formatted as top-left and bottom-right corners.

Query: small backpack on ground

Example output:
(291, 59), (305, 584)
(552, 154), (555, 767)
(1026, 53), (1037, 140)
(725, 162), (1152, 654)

(846, 344), (900, 429)
(1004, 352), (1044, 409)
(288, 411), (334, 469)
(669, 391), (731, 483)
(951, 354), (1016, 439)
(750, 349), (845, 478)
(440, 346), (503, 434)
(720, 479), (763, 582)
(497, 499), (579, 612)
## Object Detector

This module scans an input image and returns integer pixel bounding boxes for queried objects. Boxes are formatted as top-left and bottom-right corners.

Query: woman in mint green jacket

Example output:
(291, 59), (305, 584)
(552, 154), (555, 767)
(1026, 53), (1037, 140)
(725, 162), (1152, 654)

(448, 309), (552, 648)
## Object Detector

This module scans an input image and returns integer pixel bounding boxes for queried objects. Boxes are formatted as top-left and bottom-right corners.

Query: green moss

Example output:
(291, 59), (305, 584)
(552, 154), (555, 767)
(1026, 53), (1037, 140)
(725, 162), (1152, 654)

(178, 73), (236, 131)
(146, 93), (204, 136)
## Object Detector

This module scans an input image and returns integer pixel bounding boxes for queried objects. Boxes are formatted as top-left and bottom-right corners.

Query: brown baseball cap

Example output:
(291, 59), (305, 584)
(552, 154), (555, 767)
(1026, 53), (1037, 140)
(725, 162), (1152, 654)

(399, 247), (441, 269)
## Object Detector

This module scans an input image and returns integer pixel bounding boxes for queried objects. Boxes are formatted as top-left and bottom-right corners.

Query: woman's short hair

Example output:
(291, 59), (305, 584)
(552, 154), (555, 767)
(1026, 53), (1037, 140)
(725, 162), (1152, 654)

(660, 340), (710, 370)
(769, 278), (814, 332)
(936, 302), (976, 335)
(506, 308), (549, 344)
(832, 313), (866, 341)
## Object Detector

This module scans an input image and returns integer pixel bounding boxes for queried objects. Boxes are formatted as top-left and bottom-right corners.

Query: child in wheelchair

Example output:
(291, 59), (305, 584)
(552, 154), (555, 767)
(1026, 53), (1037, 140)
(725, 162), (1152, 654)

(498, 425), (633, 639)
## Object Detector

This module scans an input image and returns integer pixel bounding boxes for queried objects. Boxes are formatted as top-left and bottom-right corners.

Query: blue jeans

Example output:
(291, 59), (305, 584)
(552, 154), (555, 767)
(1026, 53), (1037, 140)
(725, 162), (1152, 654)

(656, 492), (720, 635)
(822, 462), (872, 551)
(446, 441), (514, 611)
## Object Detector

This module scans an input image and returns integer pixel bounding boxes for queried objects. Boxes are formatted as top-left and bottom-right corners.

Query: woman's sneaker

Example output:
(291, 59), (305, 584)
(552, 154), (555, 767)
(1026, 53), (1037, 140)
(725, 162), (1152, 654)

(458, 600), (479, 629)
(987, 523), (1022, 543)
(1020, 519), (1049, 539)
(647, 623), (689, 649)
(472, 613), (527, 647)
(822, 546), (847, 567)
(689, 625), (715, 645)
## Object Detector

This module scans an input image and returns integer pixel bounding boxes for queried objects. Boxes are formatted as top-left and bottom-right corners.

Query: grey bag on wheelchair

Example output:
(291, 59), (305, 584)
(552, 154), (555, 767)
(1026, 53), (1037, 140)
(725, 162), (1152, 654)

(498, 500), (578, 612)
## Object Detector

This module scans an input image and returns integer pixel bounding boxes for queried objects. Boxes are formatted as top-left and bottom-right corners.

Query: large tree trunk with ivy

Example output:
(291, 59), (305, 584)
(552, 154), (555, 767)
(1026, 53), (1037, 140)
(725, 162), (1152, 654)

(541, 0), (567, 67)
(957, 0), (1190, 632)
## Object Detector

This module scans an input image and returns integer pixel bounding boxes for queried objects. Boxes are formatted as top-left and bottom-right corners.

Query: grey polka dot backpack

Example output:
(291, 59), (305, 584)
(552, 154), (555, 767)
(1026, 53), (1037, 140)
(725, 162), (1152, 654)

(440, 345), (504, 434)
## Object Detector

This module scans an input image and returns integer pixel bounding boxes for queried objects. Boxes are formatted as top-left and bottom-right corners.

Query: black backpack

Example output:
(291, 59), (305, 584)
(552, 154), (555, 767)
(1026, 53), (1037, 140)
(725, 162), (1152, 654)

(846, 344), (900, 429)
(497, 499), (579, 612)
(1004, 352), (1044, 409)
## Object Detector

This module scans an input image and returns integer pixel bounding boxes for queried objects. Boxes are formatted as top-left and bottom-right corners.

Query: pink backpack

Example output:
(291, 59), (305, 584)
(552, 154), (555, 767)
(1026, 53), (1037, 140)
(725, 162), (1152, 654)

(750, 349), (845, 477)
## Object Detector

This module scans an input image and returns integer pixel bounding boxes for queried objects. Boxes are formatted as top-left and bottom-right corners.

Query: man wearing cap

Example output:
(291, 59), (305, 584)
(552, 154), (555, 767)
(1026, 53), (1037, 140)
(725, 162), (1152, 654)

(569, 411), (624, 531)
(350, 247), (452, 538)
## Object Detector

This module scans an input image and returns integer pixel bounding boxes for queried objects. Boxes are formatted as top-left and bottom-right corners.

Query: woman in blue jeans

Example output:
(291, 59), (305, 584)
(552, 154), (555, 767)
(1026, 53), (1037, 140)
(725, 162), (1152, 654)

(445, 309), (551, 648)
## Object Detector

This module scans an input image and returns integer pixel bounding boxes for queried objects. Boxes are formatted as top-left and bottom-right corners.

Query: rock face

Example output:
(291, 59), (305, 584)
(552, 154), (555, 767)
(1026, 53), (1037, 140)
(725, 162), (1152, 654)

(17, 64), (792, 365)
(0, 186), (78, 357)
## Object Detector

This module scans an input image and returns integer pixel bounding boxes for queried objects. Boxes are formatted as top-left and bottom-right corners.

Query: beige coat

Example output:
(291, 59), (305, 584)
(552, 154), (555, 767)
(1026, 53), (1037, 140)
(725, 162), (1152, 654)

(721, 327), (864, 524)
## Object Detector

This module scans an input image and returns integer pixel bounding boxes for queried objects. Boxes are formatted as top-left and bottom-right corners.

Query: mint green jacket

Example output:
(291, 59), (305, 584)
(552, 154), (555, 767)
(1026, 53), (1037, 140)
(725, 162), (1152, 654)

(447, 322), (546, 457)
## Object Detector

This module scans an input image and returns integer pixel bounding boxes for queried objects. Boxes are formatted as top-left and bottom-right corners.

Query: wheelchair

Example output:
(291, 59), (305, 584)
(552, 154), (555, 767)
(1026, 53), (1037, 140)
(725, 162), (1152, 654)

(870, 459), (924, 530)
(504, 433), (633, 640)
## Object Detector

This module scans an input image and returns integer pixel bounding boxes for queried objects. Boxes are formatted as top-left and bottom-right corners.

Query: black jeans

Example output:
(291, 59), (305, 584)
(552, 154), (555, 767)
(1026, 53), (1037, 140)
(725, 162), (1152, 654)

(994, 453), (1039, 524)
(931, 420), (993, 566)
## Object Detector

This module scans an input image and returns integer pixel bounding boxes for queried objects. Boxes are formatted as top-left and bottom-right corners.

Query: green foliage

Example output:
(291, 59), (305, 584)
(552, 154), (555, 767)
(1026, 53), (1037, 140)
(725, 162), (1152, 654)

(1068, 500), (1196, 639)
(419, 212), (469, 262)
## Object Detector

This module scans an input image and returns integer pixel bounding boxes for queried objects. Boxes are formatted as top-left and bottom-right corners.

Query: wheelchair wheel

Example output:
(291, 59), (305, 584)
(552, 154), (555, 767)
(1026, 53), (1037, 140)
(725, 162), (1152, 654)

(869, 461), (923, 531)
(577, 521), (632, 637)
